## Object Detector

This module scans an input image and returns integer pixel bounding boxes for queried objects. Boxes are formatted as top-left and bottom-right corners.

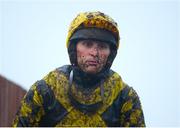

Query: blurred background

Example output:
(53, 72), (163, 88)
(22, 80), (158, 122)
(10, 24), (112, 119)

(0, 0), (179, 126)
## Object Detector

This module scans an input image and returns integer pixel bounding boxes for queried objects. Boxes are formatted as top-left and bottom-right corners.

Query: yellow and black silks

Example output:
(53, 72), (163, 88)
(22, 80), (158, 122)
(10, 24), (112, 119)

(13, 11), (145, 127)
(13, 65), (145, 127)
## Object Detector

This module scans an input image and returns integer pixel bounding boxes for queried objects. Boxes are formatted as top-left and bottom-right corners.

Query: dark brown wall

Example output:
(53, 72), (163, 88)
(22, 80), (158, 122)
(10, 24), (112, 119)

(0, 75), (27, 126)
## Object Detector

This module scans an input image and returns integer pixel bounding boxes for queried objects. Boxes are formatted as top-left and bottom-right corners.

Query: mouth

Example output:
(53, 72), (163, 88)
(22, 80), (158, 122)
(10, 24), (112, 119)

(86, 60), (99, 66)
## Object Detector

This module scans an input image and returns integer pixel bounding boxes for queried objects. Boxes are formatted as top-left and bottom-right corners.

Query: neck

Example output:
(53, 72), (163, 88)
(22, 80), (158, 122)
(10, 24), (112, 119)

(72, 66), (109, 89)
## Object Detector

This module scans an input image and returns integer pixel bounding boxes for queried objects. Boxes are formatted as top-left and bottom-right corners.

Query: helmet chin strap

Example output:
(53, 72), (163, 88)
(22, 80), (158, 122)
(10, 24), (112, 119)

(69, 69), (74, 86)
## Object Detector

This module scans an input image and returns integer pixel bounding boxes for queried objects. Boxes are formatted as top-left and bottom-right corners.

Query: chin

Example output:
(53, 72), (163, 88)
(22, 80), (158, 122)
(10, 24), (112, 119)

(87, 72), (97, 74)
(85, 69), (100, 74)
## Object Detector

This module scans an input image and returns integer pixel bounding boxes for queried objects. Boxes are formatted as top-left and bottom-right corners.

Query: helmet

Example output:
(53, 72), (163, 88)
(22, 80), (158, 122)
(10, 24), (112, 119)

(67, 11), (120, 69)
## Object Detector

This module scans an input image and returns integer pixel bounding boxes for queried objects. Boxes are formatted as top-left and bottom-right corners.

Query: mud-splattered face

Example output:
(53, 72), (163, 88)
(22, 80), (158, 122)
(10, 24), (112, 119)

(76, 40), (110, 74)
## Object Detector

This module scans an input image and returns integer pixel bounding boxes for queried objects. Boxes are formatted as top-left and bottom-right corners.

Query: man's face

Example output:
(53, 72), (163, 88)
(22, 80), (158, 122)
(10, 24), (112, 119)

(76, 40), (110, 74)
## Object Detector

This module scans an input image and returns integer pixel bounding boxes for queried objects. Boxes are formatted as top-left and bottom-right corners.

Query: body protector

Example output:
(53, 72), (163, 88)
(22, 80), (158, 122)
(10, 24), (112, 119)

(12, 65), (146, 127)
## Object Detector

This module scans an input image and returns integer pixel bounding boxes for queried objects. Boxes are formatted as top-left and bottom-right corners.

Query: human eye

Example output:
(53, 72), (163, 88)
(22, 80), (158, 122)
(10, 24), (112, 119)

(82, 40), (93, 47)
(98, 43), (109, 50)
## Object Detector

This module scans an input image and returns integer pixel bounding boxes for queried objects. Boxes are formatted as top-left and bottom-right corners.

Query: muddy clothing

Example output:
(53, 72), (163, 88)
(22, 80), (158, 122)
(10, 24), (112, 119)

(13, 11), (145, 127)
(13, 65), (145, 127)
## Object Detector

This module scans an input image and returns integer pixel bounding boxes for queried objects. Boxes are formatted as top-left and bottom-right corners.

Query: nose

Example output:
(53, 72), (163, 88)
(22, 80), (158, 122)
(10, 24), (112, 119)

(90, 46), (99, 57)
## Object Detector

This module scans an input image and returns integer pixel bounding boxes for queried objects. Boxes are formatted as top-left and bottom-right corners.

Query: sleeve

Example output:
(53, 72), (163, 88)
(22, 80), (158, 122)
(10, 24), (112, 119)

(120, 86), (146, 127)
(12, 81), (45, 127)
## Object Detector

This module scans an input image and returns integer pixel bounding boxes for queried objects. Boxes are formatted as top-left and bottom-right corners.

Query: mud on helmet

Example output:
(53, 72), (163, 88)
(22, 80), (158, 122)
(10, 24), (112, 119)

(66, 11), (120, 70)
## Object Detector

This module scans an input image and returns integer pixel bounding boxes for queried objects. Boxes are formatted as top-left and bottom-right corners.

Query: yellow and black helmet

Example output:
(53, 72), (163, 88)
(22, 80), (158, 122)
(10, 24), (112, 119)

(67, 11), (120, 69)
